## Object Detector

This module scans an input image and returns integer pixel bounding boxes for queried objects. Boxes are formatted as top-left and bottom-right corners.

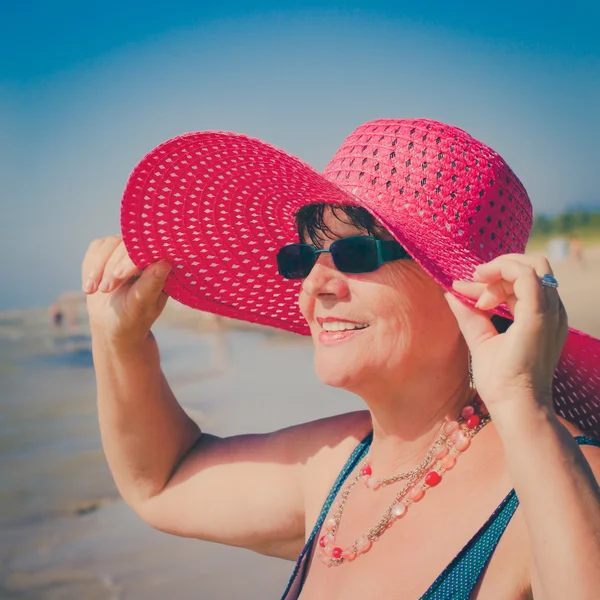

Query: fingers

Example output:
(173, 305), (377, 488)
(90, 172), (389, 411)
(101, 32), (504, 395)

(129, 261), (172, 307)
(452, 279), (517, 314)
(472, 255), (557, 318)
(454, 255), (567, 345)
(82, 236), (121, 293)
(474, 253), (554, 280)
(81, 235), (139, 294)
(475, 280), (513, 311)
(444, 293), (498, 349)
(99, 243), (135, 293)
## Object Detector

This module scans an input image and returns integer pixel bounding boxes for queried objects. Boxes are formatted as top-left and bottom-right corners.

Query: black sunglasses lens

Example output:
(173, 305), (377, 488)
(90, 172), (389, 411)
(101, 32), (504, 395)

(277, 245), (316, 279)
(331, 237), (379, 273)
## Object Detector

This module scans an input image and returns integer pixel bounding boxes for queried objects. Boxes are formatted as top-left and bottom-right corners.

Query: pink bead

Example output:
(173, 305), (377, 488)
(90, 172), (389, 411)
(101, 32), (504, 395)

(441, 454), (456, 470)
(342, 548), (357, 562)
(466, 414), (480, 430)
(461, 405), (475, 418)
(356, 537), (372, 554)
(361, 464), (372, 476)
(391, 503), (407, 519)
(450, 430), (463, 444)
(454, 434), (471, 452)
(409, 486), (425, 502)
(332, 547), (343, 559)
(425, 471), (442, 487)
(445, 420), (460, 434)
(324, 518), (336, 531)
(434, 445), (449, 459)
(322, 533), (334, 547)
(318, 548), (329, 564)
(366, 477), (381, 490)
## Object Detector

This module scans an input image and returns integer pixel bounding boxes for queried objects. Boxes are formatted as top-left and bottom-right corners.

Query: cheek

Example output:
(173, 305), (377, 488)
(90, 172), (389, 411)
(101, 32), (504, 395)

(385, 267), (461, 354)
(299, 292), (326, 345)
(372, 262), (447, 350)
(298, 290), (312, 322)
(367, 292), (413, 358)
(374, 263), (423, 325)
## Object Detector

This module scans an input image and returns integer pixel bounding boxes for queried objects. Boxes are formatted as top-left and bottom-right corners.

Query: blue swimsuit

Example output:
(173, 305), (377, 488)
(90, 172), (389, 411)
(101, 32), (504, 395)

(280, 433), (599, 600)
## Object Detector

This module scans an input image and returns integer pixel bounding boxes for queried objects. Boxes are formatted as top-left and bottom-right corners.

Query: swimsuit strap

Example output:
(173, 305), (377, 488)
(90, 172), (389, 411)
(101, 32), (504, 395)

(420, 435), (600, 600)
(419, 489), (518, 599)
(279, 431), (373, 600)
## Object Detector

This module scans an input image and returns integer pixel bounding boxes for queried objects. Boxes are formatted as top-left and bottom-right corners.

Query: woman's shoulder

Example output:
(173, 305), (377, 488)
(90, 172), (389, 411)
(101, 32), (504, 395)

(291, 409), (372, 467)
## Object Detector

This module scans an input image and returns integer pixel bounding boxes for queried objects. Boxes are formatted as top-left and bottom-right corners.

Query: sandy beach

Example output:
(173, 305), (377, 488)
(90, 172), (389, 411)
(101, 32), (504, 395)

(1, 245), (599, 599)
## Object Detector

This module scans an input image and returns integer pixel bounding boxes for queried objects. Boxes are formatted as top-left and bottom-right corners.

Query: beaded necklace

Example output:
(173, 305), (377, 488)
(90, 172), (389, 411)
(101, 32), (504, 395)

(317, 398), (490, 567)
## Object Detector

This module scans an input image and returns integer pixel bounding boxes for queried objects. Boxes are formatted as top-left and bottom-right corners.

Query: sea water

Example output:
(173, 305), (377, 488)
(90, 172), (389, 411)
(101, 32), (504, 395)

(0, 308), (359, 599)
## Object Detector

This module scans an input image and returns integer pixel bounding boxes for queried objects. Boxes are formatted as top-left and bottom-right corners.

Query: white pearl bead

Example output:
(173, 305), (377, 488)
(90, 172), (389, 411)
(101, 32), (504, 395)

(391, 503), (407, 519)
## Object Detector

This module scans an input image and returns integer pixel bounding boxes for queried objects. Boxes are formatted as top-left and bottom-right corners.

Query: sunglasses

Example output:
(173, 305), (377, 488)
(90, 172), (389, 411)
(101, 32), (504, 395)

(276, 235), (410, 280)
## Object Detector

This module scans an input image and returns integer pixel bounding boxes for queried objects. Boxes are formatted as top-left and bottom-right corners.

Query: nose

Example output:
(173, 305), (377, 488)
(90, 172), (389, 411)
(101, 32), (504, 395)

(301, 253), (350, 299)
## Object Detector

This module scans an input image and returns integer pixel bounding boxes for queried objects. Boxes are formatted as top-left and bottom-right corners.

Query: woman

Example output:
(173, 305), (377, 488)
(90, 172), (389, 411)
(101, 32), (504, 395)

(84, 119), (600, 599)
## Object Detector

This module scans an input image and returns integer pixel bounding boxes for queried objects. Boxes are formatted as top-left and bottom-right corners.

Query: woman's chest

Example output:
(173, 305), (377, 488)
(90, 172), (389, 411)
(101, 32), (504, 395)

(299, 446), (531, 599)
(297, 517), (531, 599)
(297, 543), (531, 600)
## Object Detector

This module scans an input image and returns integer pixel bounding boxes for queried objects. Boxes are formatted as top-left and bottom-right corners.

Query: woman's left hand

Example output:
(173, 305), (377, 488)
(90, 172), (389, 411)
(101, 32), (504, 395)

(445, 254), (569, 409)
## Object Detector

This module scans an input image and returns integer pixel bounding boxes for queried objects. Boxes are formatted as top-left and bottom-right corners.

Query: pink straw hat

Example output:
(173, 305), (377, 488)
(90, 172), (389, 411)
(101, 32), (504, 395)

(121, 118), (600, 439)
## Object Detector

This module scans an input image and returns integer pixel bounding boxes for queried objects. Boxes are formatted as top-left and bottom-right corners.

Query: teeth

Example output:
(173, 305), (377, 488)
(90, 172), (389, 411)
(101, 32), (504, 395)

(322, 321), (367, 332)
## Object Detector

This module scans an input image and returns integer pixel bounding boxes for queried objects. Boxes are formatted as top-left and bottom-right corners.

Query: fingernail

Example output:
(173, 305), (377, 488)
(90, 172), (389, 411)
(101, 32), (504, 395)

(83, 278), (94, 293)
(154, 263), (171, 278)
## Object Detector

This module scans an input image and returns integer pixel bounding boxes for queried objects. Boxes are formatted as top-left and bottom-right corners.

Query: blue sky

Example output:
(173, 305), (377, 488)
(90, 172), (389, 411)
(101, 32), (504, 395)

(2, 1), (599, 309)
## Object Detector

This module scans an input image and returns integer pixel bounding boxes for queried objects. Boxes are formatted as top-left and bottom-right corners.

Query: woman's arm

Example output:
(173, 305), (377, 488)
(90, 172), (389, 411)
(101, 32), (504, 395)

(84, 236), (308, 558)
(493, 400), (600, 600)
(92, 329), (202, 506)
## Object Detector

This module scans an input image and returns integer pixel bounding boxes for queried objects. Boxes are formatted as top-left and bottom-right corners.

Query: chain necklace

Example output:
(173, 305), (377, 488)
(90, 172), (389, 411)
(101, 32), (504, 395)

(317, 399), (490, 566)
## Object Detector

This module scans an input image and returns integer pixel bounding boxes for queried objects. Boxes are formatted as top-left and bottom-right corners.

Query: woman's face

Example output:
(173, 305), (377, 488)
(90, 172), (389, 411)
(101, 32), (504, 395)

(298, 209), (464, 394)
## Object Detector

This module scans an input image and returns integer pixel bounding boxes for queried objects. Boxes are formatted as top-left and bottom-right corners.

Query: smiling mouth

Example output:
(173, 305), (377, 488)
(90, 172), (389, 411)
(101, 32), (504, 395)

(320, 321), (369, 332)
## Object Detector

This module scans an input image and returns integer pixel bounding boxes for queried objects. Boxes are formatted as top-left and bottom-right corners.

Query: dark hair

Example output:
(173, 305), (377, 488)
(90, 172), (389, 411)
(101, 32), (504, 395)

(295, 204), (388, 247)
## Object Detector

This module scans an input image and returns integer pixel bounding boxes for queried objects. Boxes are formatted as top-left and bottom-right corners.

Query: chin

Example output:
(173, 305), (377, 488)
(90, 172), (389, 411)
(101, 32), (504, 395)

(313, 351), (366, 390)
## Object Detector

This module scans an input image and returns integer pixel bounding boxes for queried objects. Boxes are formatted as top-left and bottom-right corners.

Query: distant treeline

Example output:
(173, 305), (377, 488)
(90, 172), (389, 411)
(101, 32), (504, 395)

(531, 210), (600, 238)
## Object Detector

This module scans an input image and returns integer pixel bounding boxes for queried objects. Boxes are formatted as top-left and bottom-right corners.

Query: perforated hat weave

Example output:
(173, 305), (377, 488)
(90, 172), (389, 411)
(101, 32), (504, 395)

(121, 118), (600, 439)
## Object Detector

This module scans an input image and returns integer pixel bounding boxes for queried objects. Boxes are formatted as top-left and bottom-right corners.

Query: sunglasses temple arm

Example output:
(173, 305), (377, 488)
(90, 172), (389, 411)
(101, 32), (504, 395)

(379, 240), (409, 262)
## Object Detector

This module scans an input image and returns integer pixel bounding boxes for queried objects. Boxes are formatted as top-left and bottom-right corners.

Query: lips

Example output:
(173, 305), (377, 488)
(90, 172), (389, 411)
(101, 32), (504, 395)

(316, 317), (369, 336)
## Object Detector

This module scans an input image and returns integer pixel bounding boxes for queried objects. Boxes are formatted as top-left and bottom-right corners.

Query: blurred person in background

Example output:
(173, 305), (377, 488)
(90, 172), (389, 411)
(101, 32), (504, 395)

(570, 235), (585, 268)
(48, 302), (64, 329)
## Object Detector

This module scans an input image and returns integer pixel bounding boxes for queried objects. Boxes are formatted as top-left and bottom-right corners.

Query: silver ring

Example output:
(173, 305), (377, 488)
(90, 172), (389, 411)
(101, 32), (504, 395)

(540, 274), (559, 289)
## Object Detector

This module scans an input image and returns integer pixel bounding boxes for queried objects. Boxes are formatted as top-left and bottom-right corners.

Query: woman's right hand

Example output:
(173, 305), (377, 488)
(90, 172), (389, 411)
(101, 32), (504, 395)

(82, 235), (171, 345)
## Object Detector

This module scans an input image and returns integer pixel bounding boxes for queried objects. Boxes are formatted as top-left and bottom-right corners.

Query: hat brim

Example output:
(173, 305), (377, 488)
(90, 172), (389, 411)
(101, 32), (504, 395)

(121, 130), (600, 440)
